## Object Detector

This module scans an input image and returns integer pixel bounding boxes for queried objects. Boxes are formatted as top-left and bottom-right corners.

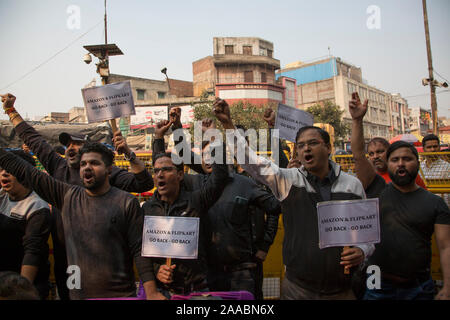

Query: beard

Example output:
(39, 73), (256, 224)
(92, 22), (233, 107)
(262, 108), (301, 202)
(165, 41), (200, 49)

(83, 172), (107, 191)
(388, 167), (418, 186)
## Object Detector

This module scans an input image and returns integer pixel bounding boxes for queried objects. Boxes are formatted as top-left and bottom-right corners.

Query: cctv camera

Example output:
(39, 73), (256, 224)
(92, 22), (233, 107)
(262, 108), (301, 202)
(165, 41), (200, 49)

(83, 53), (92, 64)
(422, 78), (430, 86)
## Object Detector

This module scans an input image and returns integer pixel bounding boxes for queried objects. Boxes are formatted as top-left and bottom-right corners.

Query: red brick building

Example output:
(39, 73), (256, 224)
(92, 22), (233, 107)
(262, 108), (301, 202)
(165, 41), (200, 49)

(193, 37), (296, 107)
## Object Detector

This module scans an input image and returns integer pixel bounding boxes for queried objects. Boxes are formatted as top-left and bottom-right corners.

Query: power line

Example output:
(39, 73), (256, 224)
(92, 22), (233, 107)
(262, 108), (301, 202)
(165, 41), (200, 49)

(403, 89), (450, 99)
(0, 20), (103, 91)
(433, 70), (449, 84)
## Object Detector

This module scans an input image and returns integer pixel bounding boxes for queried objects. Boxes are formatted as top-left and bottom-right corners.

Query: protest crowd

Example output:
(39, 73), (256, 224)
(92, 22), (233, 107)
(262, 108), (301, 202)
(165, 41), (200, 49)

(0, 92), (449, 301)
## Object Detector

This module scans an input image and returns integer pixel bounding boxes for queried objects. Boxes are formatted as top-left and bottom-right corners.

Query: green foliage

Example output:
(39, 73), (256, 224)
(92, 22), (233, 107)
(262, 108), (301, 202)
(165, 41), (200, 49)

(307, 101), (349, 144)
(190, 100), (276, 134)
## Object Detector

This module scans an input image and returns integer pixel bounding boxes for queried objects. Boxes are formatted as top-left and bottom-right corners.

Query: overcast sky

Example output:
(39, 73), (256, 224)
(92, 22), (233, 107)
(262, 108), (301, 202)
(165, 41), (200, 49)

(0, 0), (449, 119)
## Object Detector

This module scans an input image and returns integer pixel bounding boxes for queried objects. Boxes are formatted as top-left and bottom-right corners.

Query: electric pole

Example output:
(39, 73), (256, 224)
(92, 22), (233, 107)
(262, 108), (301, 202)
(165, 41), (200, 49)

(422, 0), (438, 135)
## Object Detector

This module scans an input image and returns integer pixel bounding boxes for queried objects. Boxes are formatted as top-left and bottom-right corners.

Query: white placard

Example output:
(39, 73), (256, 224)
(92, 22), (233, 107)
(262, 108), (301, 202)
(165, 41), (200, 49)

(178, 105), (194, 126)
(141, 215), (200, 259)
(317, 199), (380, 249)
(275, 103), (314, 142)
(130, 106), (168, 126)
(81, 81), (135, 123)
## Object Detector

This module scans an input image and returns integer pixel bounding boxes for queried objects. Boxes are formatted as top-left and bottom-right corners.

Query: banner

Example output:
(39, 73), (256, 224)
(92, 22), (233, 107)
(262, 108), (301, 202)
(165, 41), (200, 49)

(275, 103), (314, 142)
(130, 106), (168, 127)
(141, 216), (200, 259)
(317, 199), (380, 249)
(178, 105), (194, 127)
(81, 81), (135, 123)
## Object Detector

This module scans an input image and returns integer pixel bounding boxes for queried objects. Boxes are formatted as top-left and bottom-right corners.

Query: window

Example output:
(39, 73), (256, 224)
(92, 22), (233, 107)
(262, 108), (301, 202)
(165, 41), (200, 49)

(259, 47), (267, 56)
(137, 89), (146, 100)
(267, 49), (273, 58)
(157, 91), (166, 99)
(359, 87), (368, 100)
(225, 45), (234, 54)
(347, 82), (357, 95)
(261, 72), (267, 83)
(244, 71), (253, 83)
(243, 46), (252, 55)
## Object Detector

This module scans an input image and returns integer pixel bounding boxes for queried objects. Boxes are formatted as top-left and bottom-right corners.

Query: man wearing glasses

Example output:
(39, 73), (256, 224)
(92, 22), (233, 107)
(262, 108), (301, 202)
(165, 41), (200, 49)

(142, 146), (229, 298)
(213, 98), (373, 300)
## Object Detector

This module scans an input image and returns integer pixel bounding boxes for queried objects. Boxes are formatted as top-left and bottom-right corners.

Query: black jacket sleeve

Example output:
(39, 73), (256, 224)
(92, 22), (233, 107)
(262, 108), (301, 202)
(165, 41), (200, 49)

(22, 207), (51, 267)
(250, 182), (281, 252)
(269, 128), (289, 169)
(109, 166), (154, 193)
(192, 143), (228, 213)
(14, 121), (66, 176)
(172, 130), (204, 174)
(152, 137), (166, 155)
(0, 149), (70, 210)
(261, 213), (279, 253)
(126, 197), (155, 282)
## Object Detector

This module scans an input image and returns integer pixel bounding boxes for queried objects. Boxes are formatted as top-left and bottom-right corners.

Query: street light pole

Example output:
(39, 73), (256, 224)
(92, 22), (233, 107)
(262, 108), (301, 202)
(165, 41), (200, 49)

(422, 0), (438, 135)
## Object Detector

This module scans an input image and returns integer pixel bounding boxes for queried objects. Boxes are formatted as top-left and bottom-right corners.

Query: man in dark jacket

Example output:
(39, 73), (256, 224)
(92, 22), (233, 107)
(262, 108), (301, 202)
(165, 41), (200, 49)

(143, 147), (228, 298)
(152, 109), (281, 298)
(2, 93), (154, 299)
(0, 142), (162, 300)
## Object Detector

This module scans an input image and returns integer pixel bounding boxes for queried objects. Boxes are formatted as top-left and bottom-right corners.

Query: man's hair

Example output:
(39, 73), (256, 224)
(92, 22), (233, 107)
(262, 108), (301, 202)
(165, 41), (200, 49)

(79, 142), (114, 167)
(295, 126), (330, 145)
(0, 271), (40, 300)
(152, 152), (184, 171)
(9, 150), (36, 167)
(422, 134), (440, 147)
(386, 141), (419, 161)
(368, 137), (390, 149)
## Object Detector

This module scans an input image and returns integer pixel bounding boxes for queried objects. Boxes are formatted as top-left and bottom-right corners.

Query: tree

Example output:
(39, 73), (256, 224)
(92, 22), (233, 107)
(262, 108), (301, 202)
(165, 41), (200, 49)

(187, 98), (279, 150)
(190, 98), (277, 134)
(307, 101), (349, 144)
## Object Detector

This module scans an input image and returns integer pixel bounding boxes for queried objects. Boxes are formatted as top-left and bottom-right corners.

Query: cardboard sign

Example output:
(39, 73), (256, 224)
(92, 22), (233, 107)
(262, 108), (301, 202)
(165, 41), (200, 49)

(317, 199), (380, 249)
(275, 103), (314, 142)
(130, 106), (168, 127)
(81, 81), (135, 123)
(178, 105), (194, 128)
(141, 216), (200, 259)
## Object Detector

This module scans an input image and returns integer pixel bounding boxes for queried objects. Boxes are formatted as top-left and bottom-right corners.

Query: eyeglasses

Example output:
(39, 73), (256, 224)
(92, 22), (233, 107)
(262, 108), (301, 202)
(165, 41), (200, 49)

(296, 140), (324, 150)
(152, 166), (177, 174)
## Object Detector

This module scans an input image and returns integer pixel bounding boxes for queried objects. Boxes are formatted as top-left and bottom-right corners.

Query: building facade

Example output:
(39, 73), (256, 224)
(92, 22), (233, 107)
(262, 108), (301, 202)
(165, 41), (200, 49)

(193, 37), (296, 107)
(276, 57), (400, 141)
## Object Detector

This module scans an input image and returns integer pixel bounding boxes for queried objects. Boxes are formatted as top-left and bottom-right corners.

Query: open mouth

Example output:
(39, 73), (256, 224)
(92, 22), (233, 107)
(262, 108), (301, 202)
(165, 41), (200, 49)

(158, 181), (167, 190)
(397, 168), (407, 176)
(304, 154), (314, 163)
(83, 172), (94, 183)
(67, 151), (77, 159)
(1, 179), (11, 188)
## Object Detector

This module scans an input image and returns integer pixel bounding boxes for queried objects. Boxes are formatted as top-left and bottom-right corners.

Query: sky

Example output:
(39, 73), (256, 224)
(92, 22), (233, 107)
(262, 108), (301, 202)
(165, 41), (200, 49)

(0, 0), (449, 120)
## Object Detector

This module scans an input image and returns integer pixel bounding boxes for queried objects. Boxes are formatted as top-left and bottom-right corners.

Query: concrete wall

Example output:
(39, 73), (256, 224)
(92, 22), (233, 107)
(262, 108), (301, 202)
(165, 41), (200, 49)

(108, 74), (168, 102)
(216, 64), (276, 84)
(213, 37), (274, 56)
(277, 58), (336, 85)
(192, 56), (216, 96)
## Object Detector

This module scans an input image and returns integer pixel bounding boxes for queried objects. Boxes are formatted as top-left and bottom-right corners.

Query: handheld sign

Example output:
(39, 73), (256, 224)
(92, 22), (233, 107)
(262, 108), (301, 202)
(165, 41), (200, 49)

(142, 216), (200, 259)
(130, 106), (168, 127)
(274, 103), (314, 142)
(317, 199), (380, 249)
(81, 80), (135, 123)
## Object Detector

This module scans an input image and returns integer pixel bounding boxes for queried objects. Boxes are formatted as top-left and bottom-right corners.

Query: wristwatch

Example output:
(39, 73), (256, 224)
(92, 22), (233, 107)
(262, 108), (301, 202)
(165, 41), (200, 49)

(124, 151), (136, 162)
